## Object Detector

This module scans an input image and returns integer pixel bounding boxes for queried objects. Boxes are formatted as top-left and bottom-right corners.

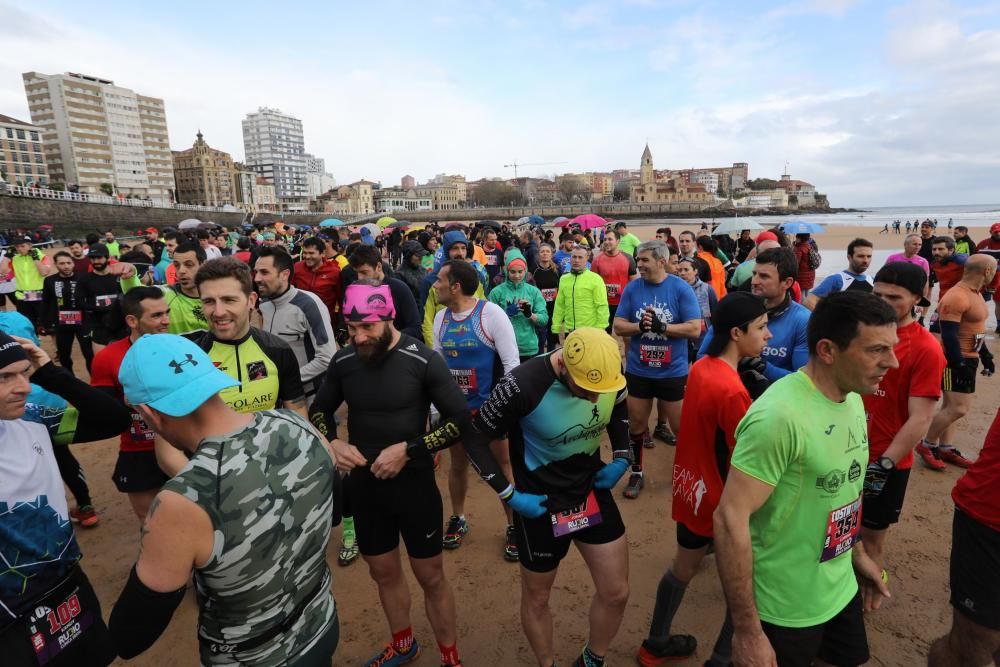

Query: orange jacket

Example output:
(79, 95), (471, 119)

(697, 251), (727, 299)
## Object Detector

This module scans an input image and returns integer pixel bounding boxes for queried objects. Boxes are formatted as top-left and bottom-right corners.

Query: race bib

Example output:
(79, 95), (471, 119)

(486, 254), (498, 266)
(820, 495), (862, 562)
(58, 310), (83, 325)
(551, 490), (603, 537)
(541, 288), (557, 303)
(25, 572), (99, 665)
(973, 333), (985, 352)
(450, 368), (478, 396)
(639, 342), (671, 367)
(22, 290), (43, 302)
(605, 283), (620, 299)
(128, 411), (155, 442)
(94, 294), (117, 308)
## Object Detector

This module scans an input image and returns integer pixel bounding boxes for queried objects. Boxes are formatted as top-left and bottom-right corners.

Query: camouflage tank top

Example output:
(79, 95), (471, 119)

(163, 410), (336, 666)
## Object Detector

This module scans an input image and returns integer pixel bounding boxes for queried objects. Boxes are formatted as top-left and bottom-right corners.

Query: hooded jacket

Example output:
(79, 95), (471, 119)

(487, 249), (549, 356)
(420, 231), (488, 345)
(397, 240), (426, 301)
(551, 267), (610, 334)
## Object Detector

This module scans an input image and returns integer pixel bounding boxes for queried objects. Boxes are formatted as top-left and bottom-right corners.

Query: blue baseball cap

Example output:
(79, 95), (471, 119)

(118, 334), (238, 417)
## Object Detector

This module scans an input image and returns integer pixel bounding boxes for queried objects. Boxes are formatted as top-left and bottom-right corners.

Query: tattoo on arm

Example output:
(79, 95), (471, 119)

(137, 496), (161, 559)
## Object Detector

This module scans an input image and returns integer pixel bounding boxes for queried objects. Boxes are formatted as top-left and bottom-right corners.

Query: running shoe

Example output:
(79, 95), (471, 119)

(338, 535), (359, 566)
(623, 472), (644, 499)
(442, 515), (469, 549)
(643, 431), (656, 449)
(937, 446), (974, 468)
(69, 505), (99, 528)
(653, 422), (677, 445)
(365, 641), (421, 667)
(915, 442), (946, 471)
(636, 635), (698, 666)
(504, 525), (519, 562)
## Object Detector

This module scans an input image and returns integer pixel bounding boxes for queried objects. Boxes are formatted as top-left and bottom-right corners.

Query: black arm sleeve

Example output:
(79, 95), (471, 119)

(465, 373), (526, 495)
(308, 365), (343, 439)
(109, 566), (186, 659)
(606, 388), (630, 459)
(407, 353), (472, 457)
(41, 277), (56, 328)
(391, 280), (423, 340)
(31, 362), (132, 442)
(940, 320), (964, 366)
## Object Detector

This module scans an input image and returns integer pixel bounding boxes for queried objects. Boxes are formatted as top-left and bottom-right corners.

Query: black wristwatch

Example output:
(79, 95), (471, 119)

(875, 456), (895, 471)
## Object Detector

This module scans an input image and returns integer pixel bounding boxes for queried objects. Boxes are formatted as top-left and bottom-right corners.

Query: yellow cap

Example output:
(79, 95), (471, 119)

(562, 327), (626, 393)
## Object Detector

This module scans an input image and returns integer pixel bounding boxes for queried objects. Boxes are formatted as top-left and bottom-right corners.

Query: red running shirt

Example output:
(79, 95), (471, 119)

(671, 356), (751, 537)
(90, 336), (156, 452)
(862, 321), (945, 469)
(952, 408), (1000, 532)
(591, 252), (635, 306)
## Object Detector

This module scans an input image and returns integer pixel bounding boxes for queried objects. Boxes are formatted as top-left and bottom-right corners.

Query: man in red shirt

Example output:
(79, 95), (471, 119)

(928, 408), (1000, 666)
(636, 292), (771, 667)
(293, 236), (341, 323)
(930, 235), (968, 301)
(861, 263), (945, 575)
(89, 286), (171, 521)
(591, 229), (636, 333)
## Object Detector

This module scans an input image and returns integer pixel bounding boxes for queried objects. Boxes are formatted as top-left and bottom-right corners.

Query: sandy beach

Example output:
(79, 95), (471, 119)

(30, 219), (999, 666)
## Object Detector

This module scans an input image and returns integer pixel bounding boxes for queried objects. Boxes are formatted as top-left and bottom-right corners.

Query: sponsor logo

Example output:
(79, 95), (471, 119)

(816, 468), (846, 494)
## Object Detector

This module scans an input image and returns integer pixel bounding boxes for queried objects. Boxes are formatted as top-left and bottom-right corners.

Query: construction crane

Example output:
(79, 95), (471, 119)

(503, 160), (568, 179)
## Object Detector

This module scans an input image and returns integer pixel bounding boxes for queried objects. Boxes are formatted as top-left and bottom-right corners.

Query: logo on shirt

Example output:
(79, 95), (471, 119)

(169, 354), (198, 374)
(824, 424), (835, 435)
(816, 468), (846, 494)
(246, 360), (268, 381)
(848, 459), (862, 482)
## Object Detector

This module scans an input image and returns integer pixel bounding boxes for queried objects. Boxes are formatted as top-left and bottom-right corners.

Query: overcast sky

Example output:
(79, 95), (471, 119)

(1, 0), (998, 207)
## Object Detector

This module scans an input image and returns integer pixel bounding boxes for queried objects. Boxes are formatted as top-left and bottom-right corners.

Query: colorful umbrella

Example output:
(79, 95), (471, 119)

(387, 220), (412, 229)
(361, 223), (382, 238)
(780, 220), (825, 235)
(569, 214), (608, 230)
(319, 218), (346, 228)
(552, 216), (570, 226)
(526, 215), (545, 226)
(517, 216), (531, 225)
(376, 216), (398, 228)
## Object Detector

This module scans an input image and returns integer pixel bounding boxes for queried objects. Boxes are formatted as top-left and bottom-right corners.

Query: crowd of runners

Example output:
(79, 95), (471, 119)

(0, 216), (998, 667)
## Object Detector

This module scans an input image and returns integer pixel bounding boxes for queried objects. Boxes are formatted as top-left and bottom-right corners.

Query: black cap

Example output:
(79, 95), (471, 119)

(13, 236), (33, 245)
(705, 292), (768, 357)
(874, 261), (931, 307)
(87, 243), (110, 258)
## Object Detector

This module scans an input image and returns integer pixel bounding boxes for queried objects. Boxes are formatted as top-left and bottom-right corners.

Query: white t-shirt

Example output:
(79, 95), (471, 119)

(204, 244), (223, 261)
(433, 299), (521, 374)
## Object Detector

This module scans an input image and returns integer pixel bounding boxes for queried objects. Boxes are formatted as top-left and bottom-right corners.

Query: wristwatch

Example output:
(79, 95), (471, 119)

(875, 456), (895, 471)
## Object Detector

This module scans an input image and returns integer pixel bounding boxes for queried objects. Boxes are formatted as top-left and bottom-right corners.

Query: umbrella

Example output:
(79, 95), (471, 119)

(780, 220), (825, 235)
(361, 223), (381, 238)
(526, 215), (545, 226)
(477, 219), (502, 229)
(387, 220), (412, 229)
(198, 221), (221, 230)
(376, 216), (398, 229)
(319, 218), (346, 228)
(569, 213), (608, 230)
(552, 216), (569, 226)
(517, 216), (531, 225)
(712, 219), (763, 236)
(178, 218), (202, 231)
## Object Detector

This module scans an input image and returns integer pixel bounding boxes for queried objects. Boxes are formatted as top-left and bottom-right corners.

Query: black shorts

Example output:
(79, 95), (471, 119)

(862, 467), (911, 530)
(942, 360), (977, 394)
(347, 466), (443, 559)
(676, 521), (712, 550)
(607, 304), (618, 333)
(513, 487), (625, 573)
(760, 590), (869, 667)
(112, 450), (170, 493)
(950, 507), (1000, 630)
(625, 372), (686, 402)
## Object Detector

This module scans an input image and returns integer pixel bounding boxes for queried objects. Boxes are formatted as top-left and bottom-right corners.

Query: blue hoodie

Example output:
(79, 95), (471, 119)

(419, 230), (489, 344)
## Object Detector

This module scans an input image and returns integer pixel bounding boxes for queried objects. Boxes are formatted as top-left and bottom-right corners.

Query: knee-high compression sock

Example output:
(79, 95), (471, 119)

(648, 570), (687, 642)
(629, 431), (645, 473)
(705, 610), (734, 667)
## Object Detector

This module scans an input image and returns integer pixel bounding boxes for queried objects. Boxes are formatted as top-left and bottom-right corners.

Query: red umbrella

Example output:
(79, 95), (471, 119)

(569, 213), (608, 230)
(552, 216), (571, 227)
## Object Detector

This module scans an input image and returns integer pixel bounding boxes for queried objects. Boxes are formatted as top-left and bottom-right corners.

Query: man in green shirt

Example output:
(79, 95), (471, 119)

(159, 241), (209, 338)
(614, 221), (642, 257)
(104, 230), (121, 259)
(1, 236), (52, 328)
(714, 291), (897, 666)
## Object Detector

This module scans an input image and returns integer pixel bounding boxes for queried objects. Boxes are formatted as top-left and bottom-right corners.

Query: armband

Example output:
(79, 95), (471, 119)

(498, 484), (514, 501)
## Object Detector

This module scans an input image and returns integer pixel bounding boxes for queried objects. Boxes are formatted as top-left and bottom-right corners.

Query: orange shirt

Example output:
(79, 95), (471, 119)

(938, 283), (988, 358)
(697, 251), (727, 300)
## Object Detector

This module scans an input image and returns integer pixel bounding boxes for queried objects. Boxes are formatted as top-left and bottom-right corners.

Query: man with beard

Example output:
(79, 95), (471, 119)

(42, 251), (94, 374)
(804, 238), (875, 310)
(194, 257), (306, 417)
(67, 239), (91, 275)
(77, 244), (140, 353)
(310, 283), (472, 667)
(292, 236), (342, 323)
(90, 287), (171, 521)
(143, 227), (166, 265)
(975, 222), (1000, 332)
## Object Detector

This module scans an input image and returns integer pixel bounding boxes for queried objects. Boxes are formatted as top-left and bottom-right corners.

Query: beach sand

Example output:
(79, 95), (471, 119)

(36, 220), (997, 666)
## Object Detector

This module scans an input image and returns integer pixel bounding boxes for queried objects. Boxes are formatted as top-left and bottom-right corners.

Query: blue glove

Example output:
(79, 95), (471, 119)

(505, 301), (520, 317)
(593, 458), (630, 489)
(507, 490), (549, 518)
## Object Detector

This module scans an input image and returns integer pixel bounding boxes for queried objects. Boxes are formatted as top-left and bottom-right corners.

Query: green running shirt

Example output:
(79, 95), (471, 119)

(159, 285), (209, 337)
(731, 370), (868, 627)
(198, 328), (305, 413)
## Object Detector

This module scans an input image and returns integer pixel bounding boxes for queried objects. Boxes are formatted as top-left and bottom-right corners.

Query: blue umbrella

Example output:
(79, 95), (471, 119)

(319, 218), (345, 228)
(780, 220), (825, 235)
(527, 215), (545, 226)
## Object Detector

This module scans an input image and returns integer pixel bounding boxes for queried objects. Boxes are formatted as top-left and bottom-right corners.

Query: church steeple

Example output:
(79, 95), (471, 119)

(641, 143), (652, 164)
(640, 143), (654, 185)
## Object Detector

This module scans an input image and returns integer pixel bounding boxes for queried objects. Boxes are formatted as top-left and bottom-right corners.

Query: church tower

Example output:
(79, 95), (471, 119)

(640, 143), (654, 185)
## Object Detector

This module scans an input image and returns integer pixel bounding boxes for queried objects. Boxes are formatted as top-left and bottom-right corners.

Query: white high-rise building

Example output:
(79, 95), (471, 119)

(242, 107), (308, 210)
(304, 152), (336, 199)
(21, 71), (175, 200)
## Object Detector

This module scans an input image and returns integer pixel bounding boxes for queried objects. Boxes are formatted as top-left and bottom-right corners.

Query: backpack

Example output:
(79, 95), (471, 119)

(806, 241), (822, 270)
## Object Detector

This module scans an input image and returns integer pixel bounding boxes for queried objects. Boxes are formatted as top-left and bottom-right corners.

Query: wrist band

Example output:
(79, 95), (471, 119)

(498, 484), (514, 501)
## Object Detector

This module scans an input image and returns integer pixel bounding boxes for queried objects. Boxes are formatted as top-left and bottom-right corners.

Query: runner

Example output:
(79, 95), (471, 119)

(975, 222), (1000, 332)
(699, 247), (810, 382)
(714, 290), (896, 667)
(551, 246), (610, 340)
(886, 233), (931, 276)
(255, 246), (336, 406)
(614, 221), (642, 257)
(591, 230), (637, 334)
(310, 283), (472, 667)
(433, 259), (520, 555)
(0, 332), (131, 666)
(928, 408), (1000, 666)
(420, 230), (487, 345)
(488, 249), (549, 362)
(481, 228), (505, 286)
(916, 254), (998, 469)
(532, 241), (562, 354)
(153, 240), (210, 337)
(613, 240), (701, 499)
(349, 245), (422, 340)
(554, 234), (577, 274)
(696, 236), (728, 300)
(1, 236), (52, 328)
(861, 262), (945, 576)
(42, 251), (95, 374)
(675, 257), (717, 362)
(952, 225), (976, 255)
(143, 226), (166, 265)
(78, 245), (140, 352)
(90, 287), (171, 521)
(152, 230), (180, 285)
(930, 235), (969, 300)
(194, 257), (307, 417)
(636, 292), (771, 667)
(804, 237), (874, 310)
(67, 239), (91, 275)
(109, 333), (339, 665)
(462, 327), (631, 667)
(103, 230), (121, 258)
